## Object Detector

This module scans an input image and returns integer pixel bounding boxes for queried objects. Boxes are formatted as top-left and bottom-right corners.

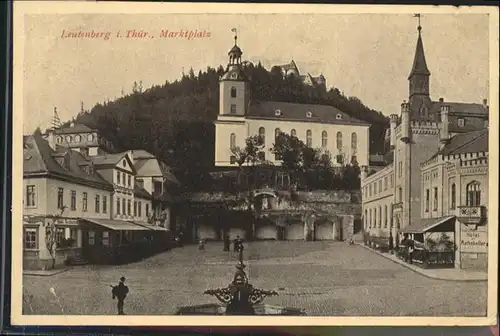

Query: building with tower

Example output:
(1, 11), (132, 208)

(360, 20), (489, 271)
(214, 32), (370, 168)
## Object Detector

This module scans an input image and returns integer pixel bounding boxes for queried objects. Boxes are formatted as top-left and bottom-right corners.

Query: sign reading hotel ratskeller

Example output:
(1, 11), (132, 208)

(460, 230), (488, 253)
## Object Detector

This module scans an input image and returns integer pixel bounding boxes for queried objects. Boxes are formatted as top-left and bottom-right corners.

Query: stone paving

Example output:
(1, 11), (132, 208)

(356, 243), (488, 281)
(22, 241), (488, 316)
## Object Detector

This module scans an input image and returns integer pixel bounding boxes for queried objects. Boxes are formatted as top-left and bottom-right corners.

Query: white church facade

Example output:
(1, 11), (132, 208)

(214, 34), (370, 168)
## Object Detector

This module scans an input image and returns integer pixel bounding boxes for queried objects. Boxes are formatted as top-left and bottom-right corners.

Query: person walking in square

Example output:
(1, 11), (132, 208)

(111, 276), (129, 315)
(223, 234), (230, 252)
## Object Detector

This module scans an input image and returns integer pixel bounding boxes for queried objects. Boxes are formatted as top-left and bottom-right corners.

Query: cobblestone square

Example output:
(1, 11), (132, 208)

(23, 241), (488, 316)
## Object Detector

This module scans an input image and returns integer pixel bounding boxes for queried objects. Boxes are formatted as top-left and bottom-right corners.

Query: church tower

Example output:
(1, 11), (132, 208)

(219, 30), (249, 117)
(408, 21), (433, 120)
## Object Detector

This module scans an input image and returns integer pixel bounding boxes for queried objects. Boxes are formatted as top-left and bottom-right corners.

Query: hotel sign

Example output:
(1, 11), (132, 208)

(460, 231), (488, 253)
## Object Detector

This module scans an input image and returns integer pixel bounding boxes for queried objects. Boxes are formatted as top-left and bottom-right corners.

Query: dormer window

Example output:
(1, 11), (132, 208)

(56, 136), (63, 144)
(75, 134), (81, 142)
(66, 135), (72, 143)
(87, 134), (95, 142)
(275, 109), (282, 116)
(458, 118), (465, 127)
(306, 111), (312, 118)
(336, 113), (343, 120)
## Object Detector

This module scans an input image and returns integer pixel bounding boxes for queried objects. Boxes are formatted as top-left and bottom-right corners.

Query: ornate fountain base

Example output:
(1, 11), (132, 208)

(175, 303), (306, 316)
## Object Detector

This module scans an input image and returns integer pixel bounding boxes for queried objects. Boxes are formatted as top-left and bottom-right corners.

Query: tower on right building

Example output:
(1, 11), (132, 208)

(361, 19), (489, 271)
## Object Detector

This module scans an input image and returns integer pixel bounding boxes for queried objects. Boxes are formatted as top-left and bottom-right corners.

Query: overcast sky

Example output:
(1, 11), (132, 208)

(21, 12), (489, 134)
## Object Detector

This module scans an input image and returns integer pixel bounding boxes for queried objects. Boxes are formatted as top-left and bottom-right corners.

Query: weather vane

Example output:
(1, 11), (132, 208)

(231, 28), (237, 45)
(413, 13), (422, 31)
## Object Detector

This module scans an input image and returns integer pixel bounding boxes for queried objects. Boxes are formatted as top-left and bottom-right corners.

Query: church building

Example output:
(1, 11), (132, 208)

(214, 33), (370, 168)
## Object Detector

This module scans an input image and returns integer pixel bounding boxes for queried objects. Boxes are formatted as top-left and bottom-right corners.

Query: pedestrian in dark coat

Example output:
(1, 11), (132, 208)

(223, 234), (230, 252)
(233, 235), (240, 252)
(111, 276), (129, 315)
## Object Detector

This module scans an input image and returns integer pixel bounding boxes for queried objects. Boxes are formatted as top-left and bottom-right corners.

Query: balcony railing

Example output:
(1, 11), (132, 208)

(456, 206), (487, 224)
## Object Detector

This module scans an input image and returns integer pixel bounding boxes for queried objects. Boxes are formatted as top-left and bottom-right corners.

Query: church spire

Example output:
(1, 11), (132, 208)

(408, 14), (430, 79)
(228, 28), (242, 66)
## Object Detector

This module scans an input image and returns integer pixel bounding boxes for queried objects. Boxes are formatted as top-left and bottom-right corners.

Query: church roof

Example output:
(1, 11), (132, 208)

(228, 44), (242, 56)
(246, 101), (370, 126)
(220, 65), (248, 81)
(408, 30), (430, 79)
(277, 60), (298, 72)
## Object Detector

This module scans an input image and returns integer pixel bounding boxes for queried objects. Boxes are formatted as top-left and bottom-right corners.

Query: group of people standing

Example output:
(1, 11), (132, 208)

(223, 234), (244, 253)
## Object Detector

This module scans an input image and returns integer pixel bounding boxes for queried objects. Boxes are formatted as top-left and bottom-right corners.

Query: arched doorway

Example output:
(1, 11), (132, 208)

(284, 219), (304, 240)
(314, 218), (335, 240)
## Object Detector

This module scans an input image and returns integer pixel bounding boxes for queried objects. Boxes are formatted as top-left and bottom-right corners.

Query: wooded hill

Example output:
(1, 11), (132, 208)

(65, 62), (389, 188)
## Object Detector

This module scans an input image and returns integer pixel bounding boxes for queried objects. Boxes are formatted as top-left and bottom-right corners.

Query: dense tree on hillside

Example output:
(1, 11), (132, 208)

(64, 63), (388, 189)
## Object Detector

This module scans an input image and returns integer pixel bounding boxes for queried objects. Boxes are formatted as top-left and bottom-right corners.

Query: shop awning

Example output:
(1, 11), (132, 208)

(82, 218), (151, 231)
(400, 215), (455, 234)
(131, 221), (169, 231)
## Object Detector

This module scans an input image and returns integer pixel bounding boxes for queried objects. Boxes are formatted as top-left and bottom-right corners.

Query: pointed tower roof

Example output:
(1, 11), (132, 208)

(408, 25), (430, 79)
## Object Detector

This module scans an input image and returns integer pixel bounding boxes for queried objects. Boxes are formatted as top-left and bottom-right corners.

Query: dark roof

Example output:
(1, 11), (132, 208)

(408, 30), (430, 79)
(400, 215), (455, 234)
(246, 101), (369, 126)
(438, 129), (488, 156)
(228, 44), (242, 55)
(153, 191), (173, 203)
(220, 65), (248, 81)
(90, 153), (127, 166)
(431, 101), (488, 117)
(23, 134), (113, 190)
(134, 184), (153, 200)
(53, 123), (95, 134)
(277, 60), (298, 72)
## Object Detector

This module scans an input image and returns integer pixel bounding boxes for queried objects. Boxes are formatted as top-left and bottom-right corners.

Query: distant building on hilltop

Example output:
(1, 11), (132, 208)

(214, 33), (370, 168)
(275, 60), (327, 91)
(360, 22), (489, 271)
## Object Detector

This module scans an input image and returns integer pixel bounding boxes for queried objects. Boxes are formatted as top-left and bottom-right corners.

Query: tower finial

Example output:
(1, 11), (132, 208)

(414, 13), (422, 32)
(231, 28), (237, 45)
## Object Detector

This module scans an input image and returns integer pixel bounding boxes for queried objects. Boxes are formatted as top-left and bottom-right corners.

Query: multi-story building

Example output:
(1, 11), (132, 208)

(23, 123), (179, 269)
(23, 132), (114, 269)
(419, 129), (488, 270)
(214, 35), (370, 168)
(360, 22), (489, 269)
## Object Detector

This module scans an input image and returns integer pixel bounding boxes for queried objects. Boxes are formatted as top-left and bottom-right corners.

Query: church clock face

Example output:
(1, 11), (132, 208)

(231, 72), (238, 79)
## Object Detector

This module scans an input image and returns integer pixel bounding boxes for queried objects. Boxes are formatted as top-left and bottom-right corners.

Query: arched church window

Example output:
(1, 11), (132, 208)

(258, 127), (265, 145)
(351, 132), (357, 151)
(321, 131), (327, 147)
(231, 86), (237, 98)
(336, 132), (343, 151)
(306, 130), (312, 147)
(230, 133), (236, 150)
(466, 181), (481, 206)
(275, 128), (281, 139)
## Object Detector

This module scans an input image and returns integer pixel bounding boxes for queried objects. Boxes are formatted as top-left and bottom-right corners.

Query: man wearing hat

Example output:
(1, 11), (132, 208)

(111, 276), (129, 315)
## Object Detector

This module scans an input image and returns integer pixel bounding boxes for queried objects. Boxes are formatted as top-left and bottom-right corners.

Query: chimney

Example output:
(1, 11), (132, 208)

(439, 97), (444, 103)
(483, 98), (488, 107)
(46, 129), (57, 151)
(400, 101), (410, 143)
(389, 114), (398, 149)
(440, 104), (450, 145)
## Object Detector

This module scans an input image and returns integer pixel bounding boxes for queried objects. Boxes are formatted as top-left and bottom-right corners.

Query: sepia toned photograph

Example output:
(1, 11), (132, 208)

(11, 2), (498, 326)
